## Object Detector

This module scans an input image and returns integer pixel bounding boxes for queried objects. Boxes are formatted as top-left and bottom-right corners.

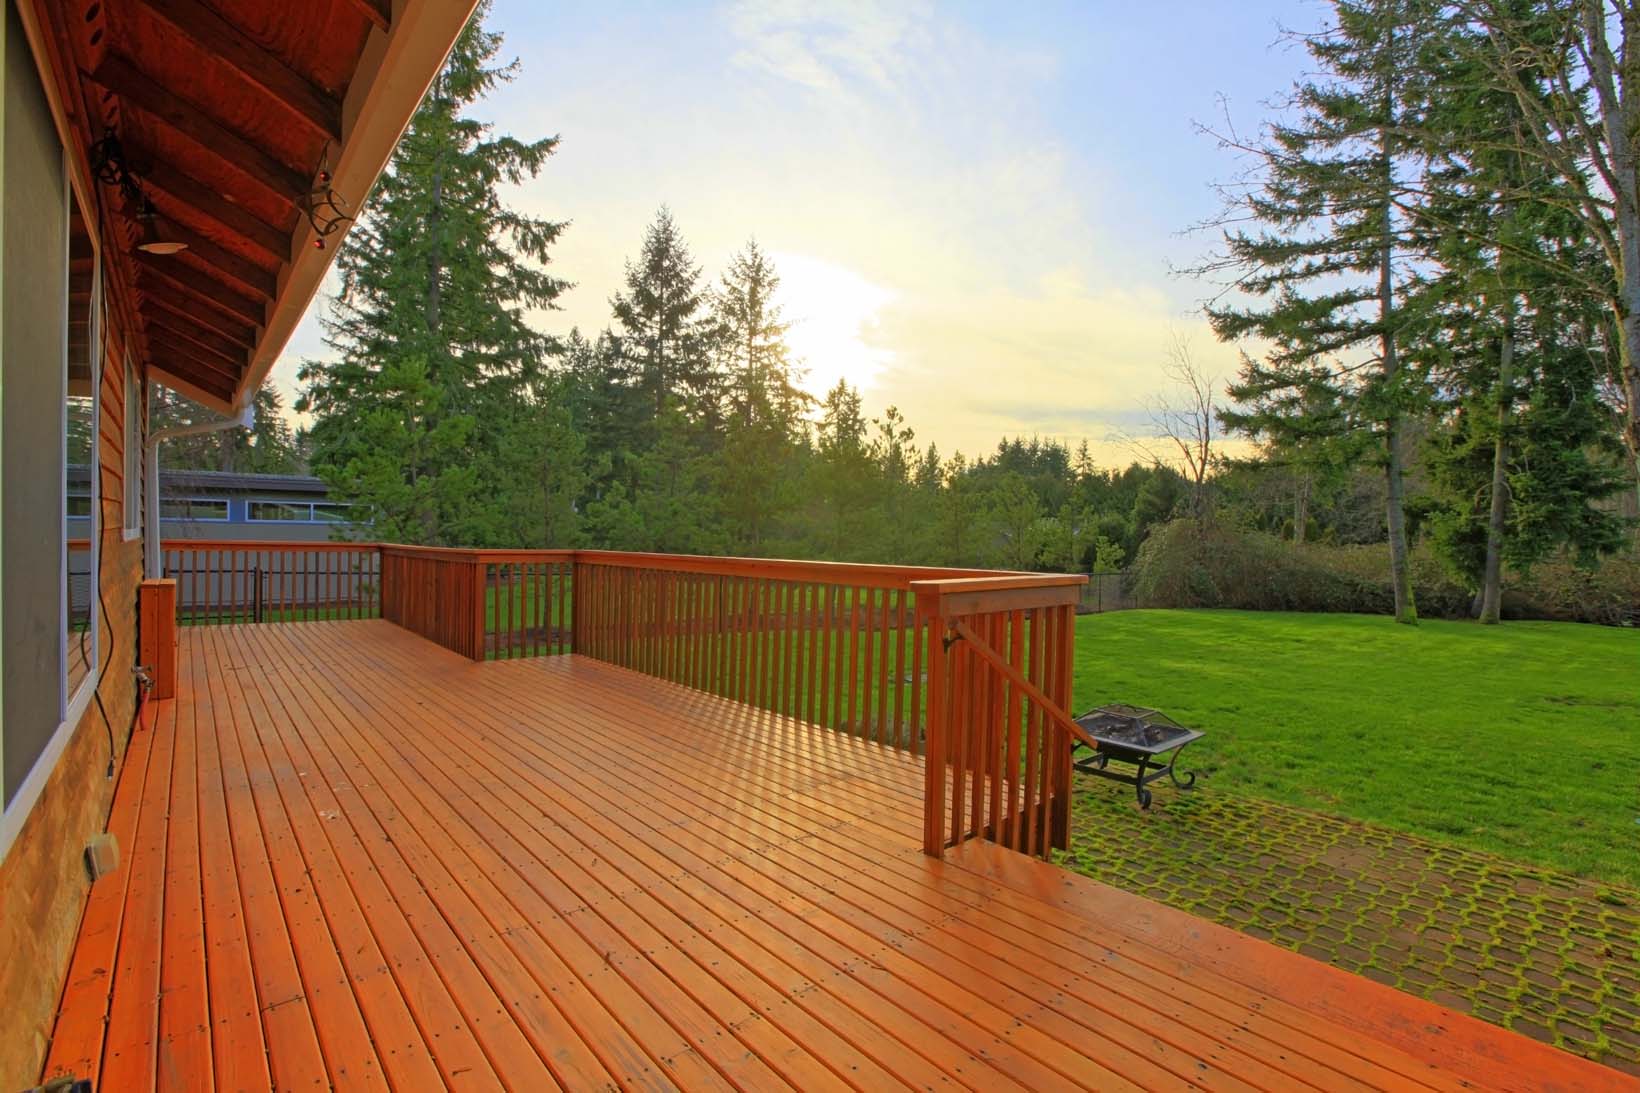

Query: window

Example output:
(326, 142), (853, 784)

(63, 198), (99, 702)
(123, 357), (142, 538)
(248, 501), (310, 522)
(159, 497), (229, 521)
(311, 502), (351, 523)
(248, 500), (353, 523)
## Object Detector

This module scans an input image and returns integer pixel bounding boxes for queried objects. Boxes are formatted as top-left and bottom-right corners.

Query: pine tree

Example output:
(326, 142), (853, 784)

(297, 2), (568, 545)
(608, 208), (720, 439)
(1417, 7), (1628, 618)
(714, 242), (808, 551)
(716, 239), (810, 431)
(151, 381), (303, 474)
(1205, 0), (1436, 623)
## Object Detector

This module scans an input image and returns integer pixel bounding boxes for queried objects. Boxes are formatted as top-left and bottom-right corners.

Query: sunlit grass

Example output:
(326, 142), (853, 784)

(1072, 609), (1640, 887)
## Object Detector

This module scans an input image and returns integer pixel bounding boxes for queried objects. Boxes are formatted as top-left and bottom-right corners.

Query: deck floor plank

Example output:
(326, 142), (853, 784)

(41, 619), (1635, 1093)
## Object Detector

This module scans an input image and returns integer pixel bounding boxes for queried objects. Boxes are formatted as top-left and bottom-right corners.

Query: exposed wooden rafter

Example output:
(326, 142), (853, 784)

(132, 0), (343, 141)
(137, 157), (291, 261)
(139, 279), (258, 344)
(342, 0), (391, 32)
(146, 218), (277, 300)
(148, 331), (242, 382)
(89, 52), (310, 207)
(135, 251), (265, 327)
(151, 357), (235, 402)
(146, 314), (249, 367)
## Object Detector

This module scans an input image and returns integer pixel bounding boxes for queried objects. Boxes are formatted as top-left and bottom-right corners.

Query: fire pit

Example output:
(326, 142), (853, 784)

(1072, 703), (1202, 809)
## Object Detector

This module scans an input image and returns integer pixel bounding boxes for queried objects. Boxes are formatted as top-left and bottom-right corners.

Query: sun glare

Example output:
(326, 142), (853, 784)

(768, 251), (896, 397)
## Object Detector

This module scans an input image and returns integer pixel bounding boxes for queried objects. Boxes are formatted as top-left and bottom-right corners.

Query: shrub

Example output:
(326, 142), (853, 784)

(1131, 519), (1638, 623)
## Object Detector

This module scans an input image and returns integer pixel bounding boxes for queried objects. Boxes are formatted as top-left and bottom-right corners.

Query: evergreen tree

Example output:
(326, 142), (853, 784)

(608, 208), (720, 438)
(1206, 0), (1436, 623)
(151, 382), (303, 474)
(714, 242), (808, 550)
(298, 2), (568, 545)
(1416, 7), (1628, 618)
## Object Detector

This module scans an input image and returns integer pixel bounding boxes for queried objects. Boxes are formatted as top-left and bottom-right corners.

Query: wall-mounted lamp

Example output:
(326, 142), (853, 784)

(135, 198), (188, 256)
(91, 132), (188, 257)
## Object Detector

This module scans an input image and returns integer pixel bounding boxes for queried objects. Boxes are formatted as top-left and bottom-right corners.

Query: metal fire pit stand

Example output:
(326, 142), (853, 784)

(1071, 704), (1203, 809)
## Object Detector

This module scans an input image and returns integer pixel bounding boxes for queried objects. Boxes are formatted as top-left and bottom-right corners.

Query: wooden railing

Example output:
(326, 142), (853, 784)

(481, 551), (576, 658)
(572, 552), (1008, 748)
(158, 540), (380, 624)
(914, 573), (1091, 859)
(377, 545), (577, 659)
(134, 539), (1089, 862)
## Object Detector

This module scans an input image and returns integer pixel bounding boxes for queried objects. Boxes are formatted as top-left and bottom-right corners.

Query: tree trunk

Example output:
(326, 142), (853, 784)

(1479, 307), (1515, 625)
(427, 162), (444, 335)
(1622, 312), (1640, 527)
(1378, 95), (1416, 625)
(1294, 472), (1310, 544)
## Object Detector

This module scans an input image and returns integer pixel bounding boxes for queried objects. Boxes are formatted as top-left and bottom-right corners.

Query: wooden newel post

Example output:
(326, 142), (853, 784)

(470, 556), (487, 661)
(914, 583), (948, 858)
(139, 578), (178, 700)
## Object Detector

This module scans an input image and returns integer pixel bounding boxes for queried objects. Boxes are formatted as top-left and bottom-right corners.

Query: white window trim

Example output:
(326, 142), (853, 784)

(123, 358), (142, 541)
(159, 496), (231, 522)
(63, 175), (100, 717)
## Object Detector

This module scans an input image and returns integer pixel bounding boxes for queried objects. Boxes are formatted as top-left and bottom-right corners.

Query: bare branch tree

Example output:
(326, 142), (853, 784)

(1131, 332), (1219, 522)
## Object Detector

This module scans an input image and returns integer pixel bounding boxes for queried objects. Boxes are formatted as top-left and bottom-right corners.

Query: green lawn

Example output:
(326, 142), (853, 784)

(1073, 609), (1640, 888)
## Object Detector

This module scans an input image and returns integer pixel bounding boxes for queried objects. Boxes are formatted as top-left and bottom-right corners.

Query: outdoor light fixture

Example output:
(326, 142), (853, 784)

(135, 199), (188, 256)
(90, 131), (188, 257)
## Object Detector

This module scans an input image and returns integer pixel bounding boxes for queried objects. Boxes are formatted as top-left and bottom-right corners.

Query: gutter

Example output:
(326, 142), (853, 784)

(144, 401), (255, 579)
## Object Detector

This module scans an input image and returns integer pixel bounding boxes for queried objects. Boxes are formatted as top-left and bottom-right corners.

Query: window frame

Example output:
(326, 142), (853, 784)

(157, 496), (230, 522)
(61, 170), (101, 719)
(123, 356), (142, 540)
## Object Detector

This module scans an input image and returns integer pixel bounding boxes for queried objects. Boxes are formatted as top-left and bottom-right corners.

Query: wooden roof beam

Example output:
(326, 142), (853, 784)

(152, 217), (278, 300)
(148, 332), (241, 385)
(138, 158), (290, 261)
(146, 314), (249, 367)
(132, 0), (342, 142)
(150, 357), (236, 403)
(342, 0), (391, 32)
(90, 52), (309, 209)
(139, 279), (258, 343)
(136, 251), (265, 327)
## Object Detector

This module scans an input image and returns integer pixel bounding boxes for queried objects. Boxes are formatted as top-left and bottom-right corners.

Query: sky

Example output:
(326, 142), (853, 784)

(271, 0), (1327, 464)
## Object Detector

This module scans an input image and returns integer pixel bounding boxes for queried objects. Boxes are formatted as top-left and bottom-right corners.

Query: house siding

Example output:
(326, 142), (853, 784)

(0, 4), (145, 1083)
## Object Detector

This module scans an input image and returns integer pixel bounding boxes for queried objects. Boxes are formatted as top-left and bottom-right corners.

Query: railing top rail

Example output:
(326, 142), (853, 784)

(912, 572), (1087, 616)
(571, 549), (1025, 590)
(155, 539), (383, 551)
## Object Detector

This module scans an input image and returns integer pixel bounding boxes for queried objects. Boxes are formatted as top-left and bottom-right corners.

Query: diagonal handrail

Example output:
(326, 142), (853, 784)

(946, 617), (1100, 753)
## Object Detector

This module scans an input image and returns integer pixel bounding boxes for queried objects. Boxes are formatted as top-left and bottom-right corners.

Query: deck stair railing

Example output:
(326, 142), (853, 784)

(146, 539), (1088, 861)
(912, 573), (1092, 858)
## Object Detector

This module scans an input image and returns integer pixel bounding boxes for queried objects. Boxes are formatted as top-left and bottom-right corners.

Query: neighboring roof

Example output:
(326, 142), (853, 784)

(23, 0), (480, 412)
(66, 465), (328, 495)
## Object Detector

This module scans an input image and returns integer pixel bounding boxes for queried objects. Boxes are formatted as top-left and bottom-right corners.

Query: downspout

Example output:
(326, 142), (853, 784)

(144, 399), (255, 578)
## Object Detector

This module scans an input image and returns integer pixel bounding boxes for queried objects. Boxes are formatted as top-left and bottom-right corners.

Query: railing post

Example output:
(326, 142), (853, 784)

(915, 587), (948, 858)
(471, 555), (487, 661)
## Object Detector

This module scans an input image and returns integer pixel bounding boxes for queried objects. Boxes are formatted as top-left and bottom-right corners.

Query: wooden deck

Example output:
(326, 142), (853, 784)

(43, 619), (1629, 1092)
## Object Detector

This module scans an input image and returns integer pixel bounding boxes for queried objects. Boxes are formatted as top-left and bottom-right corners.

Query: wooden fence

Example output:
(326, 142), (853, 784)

(145, 540), (1091, 861)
